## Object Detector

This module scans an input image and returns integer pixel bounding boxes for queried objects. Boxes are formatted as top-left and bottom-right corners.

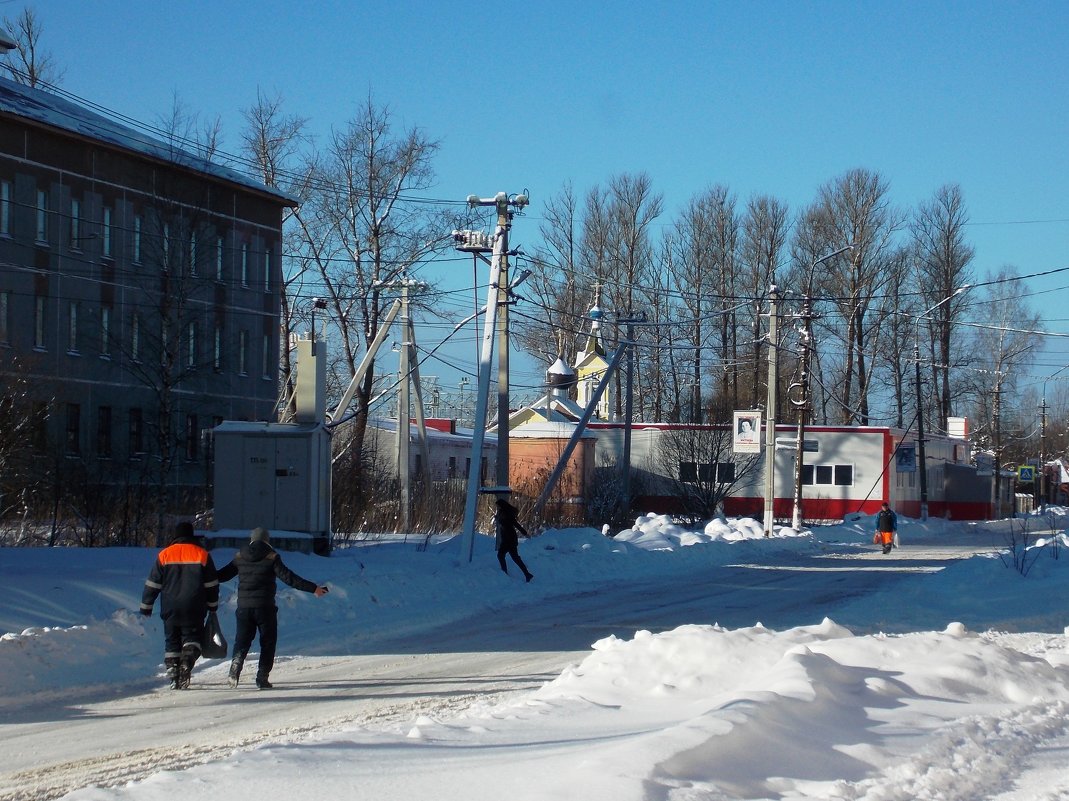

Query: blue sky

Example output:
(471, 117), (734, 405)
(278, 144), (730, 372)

(23, 1), (1069, 397)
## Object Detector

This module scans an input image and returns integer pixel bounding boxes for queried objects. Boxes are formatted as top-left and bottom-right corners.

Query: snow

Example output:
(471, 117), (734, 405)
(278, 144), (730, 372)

(3, 511), (1069, 800)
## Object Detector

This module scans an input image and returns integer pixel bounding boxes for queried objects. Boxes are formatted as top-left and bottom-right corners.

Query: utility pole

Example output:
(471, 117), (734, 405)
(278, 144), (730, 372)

(456, 191), (528, 563)
(618, 315), (641, 521)
(790, 296), (817, 530)
(763, 286), (780, 538)
(1039, 394), (1047, 510)
(394, 277), (430, 535)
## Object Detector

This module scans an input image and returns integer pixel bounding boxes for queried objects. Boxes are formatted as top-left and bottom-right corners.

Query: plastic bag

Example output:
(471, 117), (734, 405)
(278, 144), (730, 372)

(201, 610), (228, 659)
(893, 531), (900, 549)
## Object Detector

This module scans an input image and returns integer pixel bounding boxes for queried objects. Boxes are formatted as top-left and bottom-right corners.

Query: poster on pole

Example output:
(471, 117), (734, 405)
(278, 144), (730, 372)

(733, 410), (761, 454)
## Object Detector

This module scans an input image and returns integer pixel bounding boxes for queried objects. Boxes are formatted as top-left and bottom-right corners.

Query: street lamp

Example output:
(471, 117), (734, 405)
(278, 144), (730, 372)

(790, 244), (853, 530)
(914, 285), (970, 520)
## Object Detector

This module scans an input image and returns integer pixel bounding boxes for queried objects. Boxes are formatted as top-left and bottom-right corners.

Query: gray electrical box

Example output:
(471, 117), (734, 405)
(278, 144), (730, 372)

(211, 421), (332, 555)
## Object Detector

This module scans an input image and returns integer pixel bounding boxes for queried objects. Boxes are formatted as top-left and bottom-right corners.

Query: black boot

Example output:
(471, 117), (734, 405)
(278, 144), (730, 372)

(178, 643), (199, 689)
(228, 651), (246, 688)
(255, 674), (273, 690)
(165, 657), (180, 690)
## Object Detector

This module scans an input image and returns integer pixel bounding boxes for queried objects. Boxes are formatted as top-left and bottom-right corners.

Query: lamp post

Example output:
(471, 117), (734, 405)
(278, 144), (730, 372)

(914, 285), (970, 521)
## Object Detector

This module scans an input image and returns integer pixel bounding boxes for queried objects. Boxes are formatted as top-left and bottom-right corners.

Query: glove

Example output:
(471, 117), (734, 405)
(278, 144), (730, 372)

(140, 608), (152, 617)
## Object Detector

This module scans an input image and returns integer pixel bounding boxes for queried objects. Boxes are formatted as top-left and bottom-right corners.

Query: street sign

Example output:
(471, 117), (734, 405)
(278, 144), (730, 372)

(775, 438), (818, 452)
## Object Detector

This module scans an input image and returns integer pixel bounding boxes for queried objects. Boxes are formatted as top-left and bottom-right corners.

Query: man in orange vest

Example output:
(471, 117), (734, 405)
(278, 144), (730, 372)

(141, 522), (220, 689)
(874, 502), (898, 555)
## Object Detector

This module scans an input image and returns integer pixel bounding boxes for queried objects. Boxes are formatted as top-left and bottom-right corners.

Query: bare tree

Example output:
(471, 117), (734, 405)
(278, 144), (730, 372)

(966, 268), (1042, 514)
(739, 195), (790, 409)
(289, 95), (445, 480)
(809, 169), (903, 424)
(911, 184), (976, 428)
(1, 7), (65, 88)
(654, 426), (761, 522)
(238, 89), (313, 416)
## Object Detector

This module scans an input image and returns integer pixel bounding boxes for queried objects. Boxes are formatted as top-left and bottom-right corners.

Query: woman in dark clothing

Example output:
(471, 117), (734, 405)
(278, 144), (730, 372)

(216, 527), (327, 689)
(494, 498), (533, 582)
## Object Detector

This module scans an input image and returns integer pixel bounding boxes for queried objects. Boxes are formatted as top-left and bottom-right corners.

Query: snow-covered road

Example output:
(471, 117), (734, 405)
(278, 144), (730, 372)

(0, 535), (1007, 801)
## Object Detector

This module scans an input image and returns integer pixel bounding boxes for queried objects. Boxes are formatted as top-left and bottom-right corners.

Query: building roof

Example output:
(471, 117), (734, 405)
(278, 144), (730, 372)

(0, 76), (296, 205)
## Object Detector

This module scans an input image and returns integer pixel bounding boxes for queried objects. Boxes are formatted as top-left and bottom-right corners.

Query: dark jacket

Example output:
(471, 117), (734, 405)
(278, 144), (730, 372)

(141, 535), (220, 624)
(216, 541), (317, 609)
(876, 508), (898, 533)
(494, 502), (528, 550)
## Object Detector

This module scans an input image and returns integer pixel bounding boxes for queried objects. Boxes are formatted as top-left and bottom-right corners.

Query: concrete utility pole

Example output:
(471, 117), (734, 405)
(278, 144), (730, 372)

(456, 191), (528, 563)
(763, 286), (780, 538)
(790, 296), (816, 530)
(396, 278), (431, 535)
(619, 315), (641, 521)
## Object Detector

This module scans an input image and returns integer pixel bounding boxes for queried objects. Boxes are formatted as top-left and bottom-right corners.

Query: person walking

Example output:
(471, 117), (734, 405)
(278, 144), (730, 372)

(140, 521), (220, 690)
(874, 502), (898, 555)
(216, 527), (328, 689)
(494, 497), (534, 582)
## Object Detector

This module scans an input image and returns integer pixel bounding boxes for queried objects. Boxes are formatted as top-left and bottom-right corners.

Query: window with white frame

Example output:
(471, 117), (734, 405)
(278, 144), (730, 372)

(1, 180), (11, 235)
(801, 463), (854, 486)
(241, 243), (249, 287)
(213, 323), (222, 370)
(262, 333), (271, 378)
(264, 248), (272, 291)
(70, 198), (81, 248)
(131, 313), (141, 361)
(186, 321), (197, 368)
(68, 301), (79, 353)
(679, 461), (737, 483)
(36, 189), (48, 243)
(100, 306), (111, 356)
(102, 207), (112, 257)
(133, 215), (142, 262)
(238, 329), (248, 375)
(34, 295), (45, 348)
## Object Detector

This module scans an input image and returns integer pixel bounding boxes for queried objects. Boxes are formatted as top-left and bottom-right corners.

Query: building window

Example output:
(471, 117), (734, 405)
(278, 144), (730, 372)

(186, 321), (198, 368)
(189, 231), (198, 275)
(801, 463), (855, 487)
(448, 456), (457, 479)
(0, 180), (11, 235)
(161, 222), (170, 269)
(70, 198), (81, 248)
(185, 414), (198, 461)
(264, 248), (272, 292)
(238, 329), (248, 375)
(100, 306), (111, 356)
(215, 236), (224, 281)
(97, 406), (112, 458)
(68, 301), (79, 353)
(213, 324), (222, 370)
(241, 243), (249, 287)
(102, 207), (112, 257)
(0, 291), (8, 345)
(262, 332), (271, 378)
(36, 189), (48, 243)
(133, 215), (142, 262)
(680, 461), (737, 484)
(65, 403), (81, 455)
(131, 313), (141, 361)
(128, 407), (144, 456)
(34, 295), (45, 348)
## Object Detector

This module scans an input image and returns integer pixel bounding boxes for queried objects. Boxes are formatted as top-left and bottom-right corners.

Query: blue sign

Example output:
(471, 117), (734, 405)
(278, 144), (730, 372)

(896, 445), (916, 473)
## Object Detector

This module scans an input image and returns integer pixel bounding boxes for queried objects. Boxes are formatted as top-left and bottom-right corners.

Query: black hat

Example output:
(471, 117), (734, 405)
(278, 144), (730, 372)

(173, 521), (194, 540)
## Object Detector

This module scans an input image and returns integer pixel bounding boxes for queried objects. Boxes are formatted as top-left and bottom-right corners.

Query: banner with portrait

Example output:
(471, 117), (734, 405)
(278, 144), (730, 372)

(733, 410), (761, 454)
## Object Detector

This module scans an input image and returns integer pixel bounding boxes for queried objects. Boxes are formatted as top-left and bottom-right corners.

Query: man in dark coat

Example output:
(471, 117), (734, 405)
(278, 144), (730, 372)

(875, 502), (898, 555)
(494, 497), (534, 582)
(216, 527), (328, 689)
(141, 521), (220, 689)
